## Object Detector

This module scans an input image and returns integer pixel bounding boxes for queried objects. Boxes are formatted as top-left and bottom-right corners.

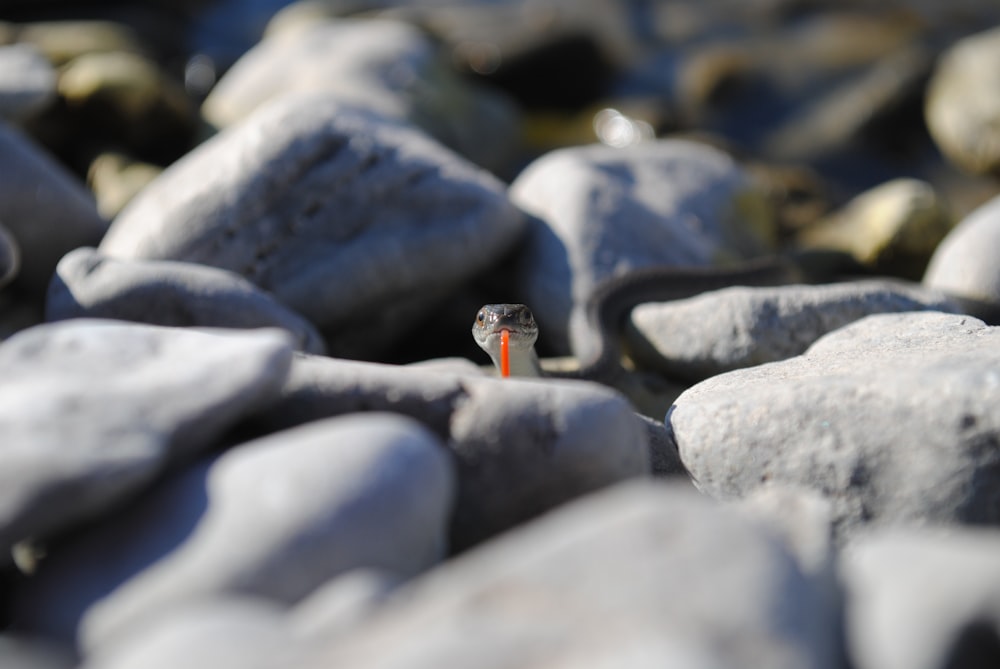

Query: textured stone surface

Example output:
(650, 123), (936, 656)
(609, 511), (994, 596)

(15, 414), (454, 651)
(0, 43), (56, 120)
(0, 122), (107, 295)
(628, 279), (956, 381)
(924, 192), (1000, 305)
(203, 17), (520, 174)
(0, 320), (293, 559)
(47, 247), (326, 354)
(669, 311), (1000, 542)
(841, 527), (1000, 669)
(100, 94), (525, 358)
(250, 354), (649, 550)
(304, 482), (841, 669)
(509, 139), (776, 354)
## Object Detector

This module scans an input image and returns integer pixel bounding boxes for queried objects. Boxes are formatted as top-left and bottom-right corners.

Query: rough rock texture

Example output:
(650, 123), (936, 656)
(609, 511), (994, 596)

(925, 24), (1000, 174)
(15, 414), (455, 652)
(0, 320), (293, 560)
(841, 527), (1000, 669)
(203, 17), (520, 175)
(0, 122), (108, 295)
(0, 43), (57, 120)
(509, 139), (776, 354)
(924, 192), (1000, 305)
(47, 248), (326, 354)
(250, 353), (649, 550)
(303, 482), (842, 669)
(628, 279), (956, 381)
(99, 94), (525, 358)
(669, 311), (1000, 542)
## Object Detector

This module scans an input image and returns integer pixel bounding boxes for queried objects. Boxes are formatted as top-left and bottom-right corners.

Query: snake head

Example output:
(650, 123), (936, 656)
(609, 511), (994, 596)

(472, 303), (539, 356)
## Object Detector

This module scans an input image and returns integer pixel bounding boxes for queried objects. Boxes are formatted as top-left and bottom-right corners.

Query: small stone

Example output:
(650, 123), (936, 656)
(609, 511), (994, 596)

(287, 569), (401, 641)
(510, 138), (777, 354)
(0, 43), (57, 120)
(924, 192), (1000, 306)
(0, 222), (20, 290)
(0, 320), (293, 559)
(304, 482), (841, 669)
(841, 527), (1000, 669)
(628, 279), (957, 381)
(0, 122), (107, 296)
(86, 153), (162, 220)
(47, 248), (326, 355)
(926, 24), (1000, 174)
(17, 21), (143, 66)
(670, 311), (1000, 542)
(100, 94), (525, 359)
(0, 634), (75, 669)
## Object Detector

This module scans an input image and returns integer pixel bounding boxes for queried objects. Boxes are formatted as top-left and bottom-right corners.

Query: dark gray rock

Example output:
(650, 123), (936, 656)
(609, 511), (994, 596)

(0, 44), (56, 120)
(0, 320), (293, 561)
(252, 354), (649, 550)
(924, 193), (1000, 306)
(0, 221), (20, 290)
(0, 122), (107, 296)
(303, 481), (842, 669)
(99, 94), (525, 358)
(628, 279), (957, 381)
(47, 248), (326, 354)
(841, 527), (1000, 669)
(509, 139), (776, 354)
(670, 311), (1000, 542)
(16, 413), (454, 652)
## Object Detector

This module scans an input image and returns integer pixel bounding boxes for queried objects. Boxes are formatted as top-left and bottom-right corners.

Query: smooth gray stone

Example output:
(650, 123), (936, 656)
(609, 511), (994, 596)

(924, 193), (1000, 305)
(250, 354), (650, 550)
(670, 311), (1000, 542)
(304, 482), (841, 669)
(287, 568), (401, 641)
(0, 123), (107, 295)
(509, 139), (775, 355)
(0, 320), (293, 560)
(16, 413), (454, 651)
(203, 18), (521, 175)
(0, 221), (21, 290)
(628, 279), (957, 381)
(0, 44), (57, 120)
(841, 527), (1000, 669)
(80, 598), (287, 669)
(47, 248), (326, 354)
(100, 94), (524, 358)
(0, 634), (76, 669)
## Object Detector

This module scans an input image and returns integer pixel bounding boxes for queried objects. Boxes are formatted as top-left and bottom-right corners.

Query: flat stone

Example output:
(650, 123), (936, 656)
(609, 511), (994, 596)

(628, 279), (957, 382)
(15, 413), (454, 651)
(509, 139), (776, 354)
(0, 43), (57, 120)
(99, 94), (525, 358)
(0, 320), (293, 560)
(0, 122), (107, 296)
(924, 192), (1000, 306)
(203, 17), (521, 175)
(251, 354), (649, 550)
(0, 221), (20, 290)
(303, 482), (841, 669)
(47, 248), (326, 355)
(669, 311), (1000, 542)
(841, 527), (1000, 669)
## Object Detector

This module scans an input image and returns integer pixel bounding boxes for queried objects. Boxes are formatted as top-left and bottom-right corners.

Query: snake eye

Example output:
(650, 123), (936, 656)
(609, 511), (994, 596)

(475, 309), (485, 325)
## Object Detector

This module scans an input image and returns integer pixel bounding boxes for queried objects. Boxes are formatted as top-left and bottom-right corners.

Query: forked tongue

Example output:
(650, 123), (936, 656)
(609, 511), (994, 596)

(500, 329), (510, 378)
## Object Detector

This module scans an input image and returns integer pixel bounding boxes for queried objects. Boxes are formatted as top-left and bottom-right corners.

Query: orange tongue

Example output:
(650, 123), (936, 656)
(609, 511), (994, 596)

(500, 329), (510, 378)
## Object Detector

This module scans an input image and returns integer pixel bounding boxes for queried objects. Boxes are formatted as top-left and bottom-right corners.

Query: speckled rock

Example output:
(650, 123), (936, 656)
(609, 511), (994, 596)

(203, 17), (521, 175)
(0, 320), (293, 562)
(924, 192), (1000, 306)
(0, 122), (107, 296)
(669, 311), (1000, 542)
(100, 93), (525, 358)
(926, 24), (1000, 175)
(0, 222), (20, 290)
(249, 353), (649, 550)
(47, 248), (326, 355)
(841, 527), (1000, 669)
(800, 179), (953, 279)
(15, 414), (454, 652)
(0, 43), (56, 120)
(510, 139), (777, 354)
(303, 481), (841, 669)
(628, 279), (957, 382)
